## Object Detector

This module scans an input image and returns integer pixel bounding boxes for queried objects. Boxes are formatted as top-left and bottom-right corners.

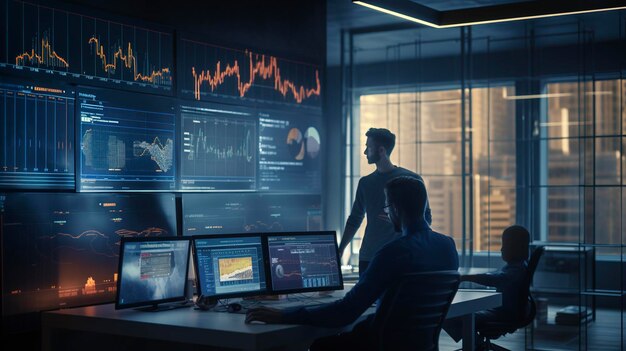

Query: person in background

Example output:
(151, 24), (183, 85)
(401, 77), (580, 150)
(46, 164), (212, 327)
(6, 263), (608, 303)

(246, 176), (458, 351)
(443, 225), (531, 345)
(338, 127), (432, 276)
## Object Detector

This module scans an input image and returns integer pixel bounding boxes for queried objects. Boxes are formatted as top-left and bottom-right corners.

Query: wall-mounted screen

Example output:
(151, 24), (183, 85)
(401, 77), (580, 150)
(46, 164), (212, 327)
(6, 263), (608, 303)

(182, 193), (322, 235)
(77, 87), (176, 191)
(0, 192), (177, 316)
(258, 108), (322, 192)
(178, 36), (321, 108)
(0, 79), (74, 189)
(179, 102), (257, 191)
(0, 0), (174, 94)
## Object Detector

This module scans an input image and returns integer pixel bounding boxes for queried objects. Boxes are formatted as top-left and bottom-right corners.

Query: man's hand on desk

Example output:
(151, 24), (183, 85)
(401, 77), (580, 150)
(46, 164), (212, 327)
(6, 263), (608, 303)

(245, 307), (284, 324)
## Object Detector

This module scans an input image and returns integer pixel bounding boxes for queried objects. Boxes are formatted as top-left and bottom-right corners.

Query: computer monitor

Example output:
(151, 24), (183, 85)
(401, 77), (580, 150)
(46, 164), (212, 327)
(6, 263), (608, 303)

(192, 234), (268, 300)
(266, 231), (343, 294)
(115, 236), (191, 311)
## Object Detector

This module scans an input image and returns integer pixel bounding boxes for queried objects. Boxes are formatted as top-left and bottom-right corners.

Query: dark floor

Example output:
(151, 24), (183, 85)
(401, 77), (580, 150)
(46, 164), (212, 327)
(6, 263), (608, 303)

(4, 308), (623, 350)
(440, 307), (624, 351)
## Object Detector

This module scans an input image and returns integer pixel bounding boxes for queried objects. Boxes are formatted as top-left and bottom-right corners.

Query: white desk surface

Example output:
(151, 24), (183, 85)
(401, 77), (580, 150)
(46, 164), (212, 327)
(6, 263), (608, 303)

(42, 289), (501, 351)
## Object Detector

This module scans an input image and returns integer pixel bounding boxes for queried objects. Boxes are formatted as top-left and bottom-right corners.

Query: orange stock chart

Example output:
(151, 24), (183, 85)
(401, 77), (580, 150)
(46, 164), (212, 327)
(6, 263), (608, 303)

(0, 0), (173, 93)
(179, 38), (321, 108)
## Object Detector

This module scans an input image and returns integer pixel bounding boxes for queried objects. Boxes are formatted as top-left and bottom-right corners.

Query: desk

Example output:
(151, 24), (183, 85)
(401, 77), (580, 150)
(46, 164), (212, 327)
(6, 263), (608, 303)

(42, 289), (500, 351)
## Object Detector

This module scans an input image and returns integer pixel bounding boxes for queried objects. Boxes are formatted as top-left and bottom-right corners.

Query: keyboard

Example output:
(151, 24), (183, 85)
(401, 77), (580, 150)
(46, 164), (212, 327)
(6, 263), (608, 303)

(210, 294), (334, 314)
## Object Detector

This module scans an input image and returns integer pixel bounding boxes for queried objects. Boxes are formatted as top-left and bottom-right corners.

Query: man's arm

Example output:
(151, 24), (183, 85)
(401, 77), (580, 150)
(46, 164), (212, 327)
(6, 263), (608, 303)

(338, 179), (366, 257)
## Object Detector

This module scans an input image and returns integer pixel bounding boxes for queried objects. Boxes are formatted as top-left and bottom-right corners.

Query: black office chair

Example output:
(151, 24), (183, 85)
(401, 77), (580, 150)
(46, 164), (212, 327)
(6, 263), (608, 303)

(478, 246), (545, 351)
(371, 270), (460, 351)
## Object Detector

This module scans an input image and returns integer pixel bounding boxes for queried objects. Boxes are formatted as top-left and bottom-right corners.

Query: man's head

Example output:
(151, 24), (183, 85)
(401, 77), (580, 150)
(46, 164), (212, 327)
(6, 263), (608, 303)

(384, 176), (428, 232)
(364, 128), (396, 164)
(501, 225), (530, 263)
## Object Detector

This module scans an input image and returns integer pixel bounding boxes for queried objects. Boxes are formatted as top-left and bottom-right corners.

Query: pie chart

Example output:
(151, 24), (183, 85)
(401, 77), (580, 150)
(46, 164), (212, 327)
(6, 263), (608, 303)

(305, 127), (320, 159)
(287, 128), (305, 160)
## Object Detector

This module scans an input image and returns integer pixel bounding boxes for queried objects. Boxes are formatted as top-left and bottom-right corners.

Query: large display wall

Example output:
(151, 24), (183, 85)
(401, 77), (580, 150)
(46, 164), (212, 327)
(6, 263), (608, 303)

(0, 0), (324, 331)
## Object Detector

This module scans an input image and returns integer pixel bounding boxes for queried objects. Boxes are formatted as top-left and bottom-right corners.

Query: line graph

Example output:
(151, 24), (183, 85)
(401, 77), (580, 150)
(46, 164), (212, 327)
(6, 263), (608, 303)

(180, 38), (321, 107)
(133, 136), (174, 173)
(15, 31), (69, 68)
(1, 0), (174, 93)
(88, 36), (172, 86)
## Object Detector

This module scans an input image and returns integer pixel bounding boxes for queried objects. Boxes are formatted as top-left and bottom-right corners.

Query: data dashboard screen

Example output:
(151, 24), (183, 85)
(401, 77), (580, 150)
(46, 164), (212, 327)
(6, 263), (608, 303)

(0, 0), (174, 94)
(116, 237), (190, 310)
(267, 232), (343, 293)
(192, 235), (268, 299)
(0, 192), (177, 316)
(182, 193), (322, 235)
(258, 108), (321, 193)
(180, 102), (257, 191)
(178, 36), (321, 108)
(77, 87), (176, 191)
(0, 79), (75, 189)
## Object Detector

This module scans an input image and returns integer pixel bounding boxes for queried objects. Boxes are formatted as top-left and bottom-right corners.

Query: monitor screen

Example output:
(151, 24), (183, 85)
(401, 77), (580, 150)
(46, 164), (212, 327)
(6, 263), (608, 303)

(0, 79), (75, 189)
(192, 234), (268, 299)
(179, 102), (257, 191)
(116, 236), (191, 311)
(76, 86), (176, 191)
(0, 192), (177, 317)
(182, 193), (322, 235)
(267, 231), (343, 294)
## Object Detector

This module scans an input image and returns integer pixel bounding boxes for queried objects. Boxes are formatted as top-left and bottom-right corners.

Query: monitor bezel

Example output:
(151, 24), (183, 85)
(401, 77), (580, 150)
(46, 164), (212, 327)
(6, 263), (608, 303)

(115, 236), (191, 310)
(264, 230), (344, 295)
(191, 233), (270, 300)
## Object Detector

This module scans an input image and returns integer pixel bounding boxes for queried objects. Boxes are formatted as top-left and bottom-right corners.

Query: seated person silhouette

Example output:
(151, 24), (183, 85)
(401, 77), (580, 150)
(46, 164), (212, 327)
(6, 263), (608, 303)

(245, 176), (459, 351)
(443, 225), (530, 345)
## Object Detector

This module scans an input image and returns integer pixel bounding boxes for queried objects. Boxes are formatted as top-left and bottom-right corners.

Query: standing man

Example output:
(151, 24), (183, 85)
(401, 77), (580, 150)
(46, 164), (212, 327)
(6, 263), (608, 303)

(339, 128), (432, 275)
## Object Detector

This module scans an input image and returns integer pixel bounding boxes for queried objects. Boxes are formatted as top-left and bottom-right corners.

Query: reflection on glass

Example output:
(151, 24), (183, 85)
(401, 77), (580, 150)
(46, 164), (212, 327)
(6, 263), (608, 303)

(472, 86), (517, 252)
(595, 137), (621, 185)
(594, 187), (622, 246)
(546, 187), (581, 243)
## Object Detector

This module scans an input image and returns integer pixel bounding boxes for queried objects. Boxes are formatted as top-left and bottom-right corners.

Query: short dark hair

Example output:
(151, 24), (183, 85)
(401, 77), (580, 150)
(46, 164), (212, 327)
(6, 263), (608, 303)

(502, 225), (530, 262)
(384, 176), (428, 222)
(365, 128), (396, 156)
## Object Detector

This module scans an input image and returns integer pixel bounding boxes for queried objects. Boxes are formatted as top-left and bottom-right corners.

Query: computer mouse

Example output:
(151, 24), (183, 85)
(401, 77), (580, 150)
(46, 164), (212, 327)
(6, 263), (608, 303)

(227, 303), (242, 313)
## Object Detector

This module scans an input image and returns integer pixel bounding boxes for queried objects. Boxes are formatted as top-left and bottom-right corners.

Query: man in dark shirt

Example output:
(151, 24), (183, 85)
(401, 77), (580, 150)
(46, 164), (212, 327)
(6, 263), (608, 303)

(338, 128), (432, 276)
(246, 176), (458, 350)
(443, 225), (530, 344)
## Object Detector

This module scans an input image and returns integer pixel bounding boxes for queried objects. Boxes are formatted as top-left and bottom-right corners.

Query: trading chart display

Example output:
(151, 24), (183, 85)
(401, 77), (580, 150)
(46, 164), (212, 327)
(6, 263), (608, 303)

(0, 0), (174, 93)
(267, 232), (343, 293)
(192, 235), (267, 298)
(180, 102), (257, 191)
(258, 109), (322, 192)
(0, 192), (177, 316)
(77, 87), (176, 191)
(0, 79), (74, 189)
(182, 193), (322, 235)
(178, 37), (321, 108)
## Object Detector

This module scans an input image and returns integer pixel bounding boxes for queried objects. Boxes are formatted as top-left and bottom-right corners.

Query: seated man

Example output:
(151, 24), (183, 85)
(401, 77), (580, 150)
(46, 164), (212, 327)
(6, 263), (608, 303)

(444, 225), (531, 344)
(245, 176), (459, 350)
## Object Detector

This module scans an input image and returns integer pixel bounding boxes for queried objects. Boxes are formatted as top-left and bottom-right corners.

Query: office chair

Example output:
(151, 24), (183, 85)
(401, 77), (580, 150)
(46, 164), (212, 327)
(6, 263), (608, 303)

(478, 246), (545, 351)
(372, 270), (460, 351)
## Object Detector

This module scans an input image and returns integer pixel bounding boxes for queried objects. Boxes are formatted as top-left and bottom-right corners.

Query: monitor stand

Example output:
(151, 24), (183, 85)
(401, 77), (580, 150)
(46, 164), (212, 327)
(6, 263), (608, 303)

(134, 301), (193, 312)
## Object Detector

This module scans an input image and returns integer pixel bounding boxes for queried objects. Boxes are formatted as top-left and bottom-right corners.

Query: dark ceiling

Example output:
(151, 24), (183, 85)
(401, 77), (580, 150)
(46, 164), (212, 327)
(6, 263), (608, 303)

(327, 0), (625, 65)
